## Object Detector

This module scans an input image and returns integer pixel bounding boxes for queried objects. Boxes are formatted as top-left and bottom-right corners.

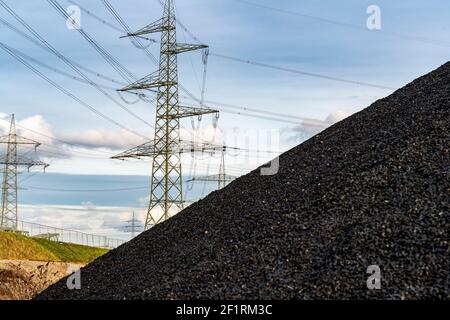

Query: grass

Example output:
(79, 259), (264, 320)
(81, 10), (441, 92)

(33, 238), (108, 263)
(0, 231), (108, 264)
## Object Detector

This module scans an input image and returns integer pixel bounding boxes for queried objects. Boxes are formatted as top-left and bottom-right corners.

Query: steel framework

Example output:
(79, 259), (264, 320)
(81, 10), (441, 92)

(186, 149), (236, 189)
(123, 211), (142, 239)
(0, 115), (48, 231)
(113, 0), (222, 229)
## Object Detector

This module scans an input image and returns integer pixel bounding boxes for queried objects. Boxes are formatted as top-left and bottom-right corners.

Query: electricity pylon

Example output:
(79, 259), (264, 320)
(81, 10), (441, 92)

(113, 0), (223, 229)
(187, 149), (236, 189)
(0, 115), (49, 231)
(123, 211), (142, 239)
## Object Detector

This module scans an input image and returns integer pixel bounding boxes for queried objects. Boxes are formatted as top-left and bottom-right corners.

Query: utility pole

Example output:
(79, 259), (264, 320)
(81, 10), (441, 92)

(113, 0), (227, 229)
(0, 115), (49, 231)
(187, 148), (236, 190)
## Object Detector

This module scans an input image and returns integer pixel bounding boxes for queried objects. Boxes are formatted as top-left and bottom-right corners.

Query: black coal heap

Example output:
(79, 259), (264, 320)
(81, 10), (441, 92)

(37, 62), (450, 300)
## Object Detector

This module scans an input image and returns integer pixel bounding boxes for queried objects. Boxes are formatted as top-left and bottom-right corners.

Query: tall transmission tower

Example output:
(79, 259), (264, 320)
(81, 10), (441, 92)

(123, 211), (142, 239)
(113, 0), (225, 229)
(187, 149), (236, 189)
(0, 115), (49, 231)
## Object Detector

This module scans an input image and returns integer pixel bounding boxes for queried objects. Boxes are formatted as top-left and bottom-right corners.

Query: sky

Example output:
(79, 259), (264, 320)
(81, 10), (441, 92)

(0, 0), (449, 240)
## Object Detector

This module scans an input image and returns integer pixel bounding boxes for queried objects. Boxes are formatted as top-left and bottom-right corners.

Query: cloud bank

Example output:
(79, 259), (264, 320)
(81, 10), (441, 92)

(287, 110), (353, 141)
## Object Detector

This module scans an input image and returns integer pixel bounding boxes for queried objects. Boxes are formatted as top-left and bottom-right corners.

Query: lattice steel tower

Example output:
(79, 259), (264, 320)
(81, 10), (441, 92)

(187, 148), (236, 189)
(113, 0), (221, 229)
(0, 115), (48, 231)
(123, 211), (142, 239)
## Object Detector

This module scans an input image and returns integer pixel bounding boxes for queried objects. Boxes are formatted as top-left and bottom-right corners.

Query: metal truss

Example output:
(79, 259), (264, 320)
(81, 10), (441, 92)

(0, 115), (49, 231)
(113, 0), (219, 229)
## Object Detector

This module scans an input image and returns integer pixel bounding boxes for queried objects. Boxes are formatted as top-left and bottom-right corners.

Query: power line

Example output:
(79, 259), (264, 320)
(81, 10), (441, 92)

(179, 18), (202, 93)
(100, 0), (203, 104)
(0, 17), (127, 87)
(67, 0), (126, 34)
(23, 185), (149, 193)
(68, 0), (160, 46)
(67, 0), (397, 100)
(233, 0), (450, 48)
(18, 171), (39, 184)
(0, 15), (153, 105)
(1, 2), (319, 165)
(71, 0), (209, 106)
(0, 78), (299, 161)
(0, 1), (154, 129)
(0, 117), (115, 157)
(210, 53), (395, 90)
(101, 0), (158, 63)
(48, 0), (136, 83)
(4, 44), (119, 91)
(181, 96), (330, 126)
(37, 148), (110, 160)
(155, 0), (395, 91)
(73, 2), (330, 129)
(14, 129), (278, 166)
(46, 0), (155, 127)
(5, 43), (155, 105)
(0, 42), (147, 140)
(207, 108), (306, 126)
(4, 113), (280, 162)
(102, 0), (198, 110)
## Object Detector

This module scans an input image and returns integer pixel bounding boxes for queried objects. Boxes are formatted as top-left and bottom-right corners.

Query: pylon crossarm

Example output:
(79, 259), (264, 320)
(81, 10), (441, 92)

(0, 134), (40, 146)
(117, 72), (173, 92)
(0, 155), (48, 168)
(160, 105), (219, 120)
(177, 141), (228, 154)
(111, 140), (158, 159)
(112, 140), (233, 160)
(121, 18), (174, 38)
(111, 139), (191, 159)
(186, 174), (236, 183)
(162, 43), (208, 55)
(198, 144), (242, 154)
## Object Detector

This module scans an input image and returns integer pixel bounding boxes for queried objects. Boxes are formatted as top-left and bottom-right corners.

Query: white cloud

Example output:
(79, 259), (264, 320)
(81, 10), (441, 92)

(0, 114), (146, 162)
(58, 122), (226, 152)
(18, 115), (55, 143)
(0, 113), (55, 143)
(18, 203), (199, 242)
(0, 113), (66, 160)
(325, 111), (352, 124)
(60, 128), (147, 150)
(287, 110), (354, 141)
(20, 203), (146, 241)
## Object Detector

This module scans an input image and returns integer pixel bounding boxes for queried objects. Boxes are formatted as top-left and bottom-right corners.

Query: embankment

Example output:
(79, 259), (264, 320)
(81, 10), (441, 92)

(0, 231), (108, 299)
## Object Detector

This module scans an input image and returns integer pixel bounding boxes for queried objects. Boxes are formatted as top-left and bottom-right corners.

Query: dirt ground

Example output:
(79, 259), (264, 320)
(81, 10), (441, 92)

(0, 260), (84, 300)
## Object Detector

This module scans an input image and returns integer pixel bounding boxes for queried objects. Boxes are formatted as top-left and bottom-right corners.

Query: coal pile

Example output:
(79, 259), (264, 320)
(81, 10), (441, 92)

(37, 62), (450, 300)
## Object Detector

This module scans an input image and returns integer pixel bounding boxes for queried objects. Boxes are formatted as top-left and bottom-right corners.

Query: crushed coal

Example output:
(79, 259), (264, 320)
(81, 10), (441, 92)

(37, 62), (450, 300)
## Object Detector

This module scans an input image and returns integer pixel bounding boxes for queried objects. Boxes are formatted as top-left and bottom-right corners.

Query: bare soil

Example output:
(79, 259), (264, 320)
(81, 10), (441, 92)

(0, 260), (83, 300)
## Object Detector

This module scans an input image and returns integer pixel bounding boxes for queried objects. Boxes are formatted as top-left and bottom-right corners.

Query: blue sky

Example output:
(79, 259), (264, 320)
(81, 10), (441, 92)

(0, 0), (449, 237)
(1, 0), (449, 139)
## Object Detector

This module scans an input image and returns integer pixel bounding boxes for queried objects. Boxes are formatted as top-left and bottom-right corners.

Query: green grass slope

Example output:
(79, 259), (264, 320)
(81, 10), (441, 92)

(0, 231), (108, 264)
